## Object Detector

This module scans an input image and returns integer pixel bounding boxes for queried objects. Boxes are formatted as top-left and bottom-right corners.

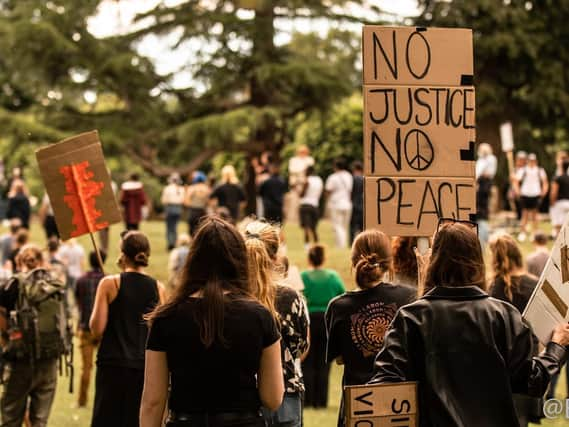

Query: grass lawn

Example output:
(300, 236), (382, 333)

(14, 219), (569, 426)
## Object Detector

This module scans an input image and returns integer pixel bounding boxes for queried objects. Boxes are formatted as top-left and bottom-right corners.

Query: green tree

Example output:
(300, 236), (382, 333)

(416, 0), (569, 178)
(287, 93), (362, 179)
(125, 0), (379, 209)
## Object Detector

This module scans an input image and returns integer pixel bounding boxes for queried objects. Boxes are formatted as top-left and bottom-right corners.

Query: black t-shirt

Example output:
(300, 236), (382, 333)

(555, 174), (569, 201)
(0, 277), (19, 313)
(490, 274), (538, 313)
(146, 296), (280, 413)
(326, 283), (416, 386)
(259, 175), (287, 215)
(210, 184), (246, 220)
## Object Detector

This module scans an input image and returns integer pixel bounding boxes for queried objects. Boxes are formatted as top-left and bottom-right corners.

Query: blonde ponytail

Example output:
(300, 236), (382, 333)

(242, 220), (282, 320)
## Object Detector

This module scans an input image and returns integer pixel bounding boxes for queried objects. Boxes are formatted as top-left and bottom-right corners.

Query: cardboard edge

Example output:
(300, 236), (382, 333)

(35, 130), (100, 161)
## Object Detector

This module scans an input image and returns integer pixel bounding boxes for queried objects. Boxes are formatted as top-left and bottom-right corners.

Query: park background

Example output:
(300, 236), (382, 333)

(1, 0), (569, 425)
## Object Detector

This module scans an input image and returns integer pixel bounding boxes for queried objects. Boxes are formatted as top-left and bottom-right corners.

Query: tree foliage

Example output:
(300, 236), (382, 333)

(416, 0), (569, 177)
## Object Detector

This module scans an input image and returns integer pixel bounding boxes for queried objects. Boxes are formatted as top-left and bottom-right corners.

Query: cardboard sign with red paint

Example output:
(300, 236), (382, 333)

(35, 130), (121, 241)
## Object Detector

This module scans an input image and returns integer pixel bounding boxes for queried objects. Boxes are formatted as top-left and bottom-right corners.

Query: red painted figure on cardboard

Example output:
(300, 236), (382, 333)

(60, 161), (109, 237)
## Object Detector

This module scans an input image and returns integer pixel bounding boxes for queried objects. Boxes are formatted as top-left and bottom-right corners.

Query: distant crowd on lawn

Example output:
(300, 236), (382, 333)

(0, 143), (569, 427)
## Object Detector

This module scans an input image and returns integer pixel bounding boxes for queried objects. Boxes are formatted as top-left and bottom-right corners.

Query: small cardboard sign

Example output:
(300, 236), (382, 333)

(364, 176), (476, 237)
(362, 26), (473, 86)
(364, 85), (475, 177)
(345, 382), (418, 427)
(524, 216), (569, 344)
(35, 130), (121, 241)
(500, 122), (514, 153)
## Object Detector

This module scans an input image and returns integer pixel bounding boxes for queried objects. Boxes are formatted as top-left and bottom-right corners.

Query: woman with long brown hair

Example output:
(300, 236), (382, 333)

(242, 220), (309, 427)
(372, 222), (569, 427)
(90, 231), (165, 427)
(326, 230), (416, 426)
(140, 216), (283, 427)
(489, 233), (538, 312)
(488, 233), (541, 427)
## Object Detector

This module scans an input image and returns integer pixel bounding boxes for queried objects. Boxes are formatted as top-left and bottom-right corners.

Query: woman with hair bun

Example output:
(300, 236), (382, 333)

(90, 231), (165, 427)
(301, 244), (345, 408)
(325, 230), (416, 426)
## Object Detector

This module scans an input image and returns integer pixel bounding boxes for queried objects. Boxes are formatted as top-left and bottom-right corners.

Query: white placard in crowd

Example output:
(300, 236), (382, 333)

(500, 122), (514, 153)
(524, 215), (569, 344)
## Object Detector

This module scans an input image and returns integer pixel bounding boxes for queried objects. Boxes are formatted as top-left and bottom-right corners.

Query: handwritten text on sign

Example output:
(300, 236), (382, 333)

(364, 86), (475, 177)
(362, 26), (476, 237)
(345, 382), (418, 427)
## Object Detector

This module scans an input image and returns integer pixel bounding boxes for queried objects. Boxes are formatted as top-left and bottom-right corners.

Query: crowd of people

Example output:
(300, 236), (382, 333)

(0, 142), (568, 427)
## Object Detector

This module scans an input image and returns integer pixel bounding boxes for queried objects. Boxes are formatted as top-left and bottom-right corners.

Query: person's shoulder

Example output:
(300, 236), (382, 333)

(277, 284), (300, 299)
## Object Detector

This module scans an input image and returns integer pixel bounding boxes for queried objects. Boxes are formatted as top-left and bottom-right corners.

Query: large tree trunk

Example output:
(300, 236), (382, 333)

(245, 0), (277, 214)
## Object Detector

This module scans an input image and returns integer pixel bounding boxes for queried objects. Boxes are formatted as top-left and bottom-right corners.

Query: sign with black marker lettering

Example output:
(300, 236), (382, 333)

(362, 27), (473, 86)
(345, 382), (418, 427)
(362, 26), (476, 236)
(364, 86), (475, 177)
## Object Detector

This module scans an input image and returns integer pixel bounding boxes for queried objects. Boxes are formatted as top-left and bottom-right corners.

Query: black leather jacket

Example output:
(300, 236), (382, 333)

(371, 286), (567, 427)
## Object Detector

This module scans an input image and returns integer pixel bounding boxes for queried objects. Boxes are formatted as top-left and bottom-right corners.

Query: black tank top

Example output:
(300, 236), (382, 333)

(97, 272), (159, 370)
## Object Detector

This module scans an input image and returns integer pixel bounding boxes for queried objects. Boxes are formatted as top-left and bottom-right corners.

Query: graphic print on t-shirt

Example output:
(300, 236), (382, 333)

(350, 302), (397, 357)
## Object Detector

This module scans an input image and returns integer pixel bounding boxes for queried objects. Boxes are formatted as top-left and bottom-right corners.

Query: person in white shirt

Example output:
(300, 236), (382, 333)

(514, 153), (548, 241)
(288, 145), (315, 223)
(161, 173), (185, 250)
(299, 166), (323, 249)
(325, 158), (353, 249)
(57, 238), (86, 286)
(475, 143), (497, 180)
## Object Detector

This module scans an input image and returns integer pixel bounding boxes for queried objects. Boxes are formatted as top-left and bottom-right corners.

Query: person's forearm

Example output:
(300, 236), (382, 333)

(140, 404), (165, 427)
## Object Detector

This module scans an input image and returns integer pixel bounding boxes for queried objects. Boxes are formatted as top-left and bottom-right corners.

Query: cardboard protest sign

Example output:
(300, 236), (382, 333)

(524, 216), (569, 344)
(362, 26), (473, 86)
(364, 85), (476, 177)
(363, 176), (476, 237)
(345, 382), (418, 427)
(36, 130), (121, 241)
(362, 25), (476, 237)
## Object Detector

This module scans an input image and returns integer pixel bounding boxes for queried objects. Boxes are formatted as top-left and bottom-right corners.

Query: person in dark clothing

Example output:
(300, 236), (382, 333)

(371, 222), (569, 427)
(301, 245), (345, 408)
(7, 228), (28, 273)
(488, 233), (542, 426)
(140, 216), (284, 427)
(259, 163), (288, 224)
(75, 250), (107, 408)
(210, 165), (246, 223)
(550, 158), (569, 237)
(326, 230), (416, 426)
(120, 174), (148, 230)
(90, 231), (165, 427)
(349, 161), (364, 244)
(6, 181), (30, 229)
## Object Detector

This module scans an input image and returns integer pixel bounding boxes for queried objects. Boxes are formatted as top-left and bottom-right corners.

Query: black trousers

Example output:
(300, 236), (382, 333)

(302, 312), (330, 408)
(91, 365), (144, 427)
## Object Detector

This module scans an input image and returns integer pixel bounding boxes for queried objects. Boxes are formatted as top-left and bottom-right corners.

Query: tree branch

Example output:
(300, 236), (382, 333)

(126, 145), (220, 178)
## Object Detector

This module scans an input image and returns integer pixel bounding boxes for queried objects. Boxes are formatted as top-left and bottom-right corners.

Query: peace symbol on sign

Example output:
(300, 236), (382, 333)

(404, 129), (434, 171)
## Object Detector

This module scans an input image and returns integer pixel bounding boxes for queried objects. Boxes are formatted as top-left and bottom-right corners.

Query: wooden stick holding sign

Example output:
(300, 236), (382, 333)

(35, 130), (122, 274)
(500, 122), (515, 178)
(345, 382), (418, 426)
